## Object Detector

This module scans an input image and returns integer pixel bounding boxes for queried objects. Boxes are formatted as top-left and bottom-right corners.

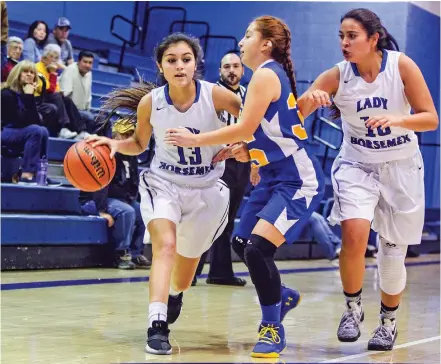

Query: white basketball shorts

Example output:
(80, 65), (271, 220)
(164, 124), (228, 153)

(329, 151), (425, 245)
(139, 170), (230, 258)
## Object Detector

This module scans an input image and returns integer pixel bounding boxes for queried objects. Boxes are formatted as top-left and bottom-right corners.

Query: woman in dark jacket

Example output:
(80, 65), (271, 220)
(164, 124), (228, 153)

(1, 59), (56, 185)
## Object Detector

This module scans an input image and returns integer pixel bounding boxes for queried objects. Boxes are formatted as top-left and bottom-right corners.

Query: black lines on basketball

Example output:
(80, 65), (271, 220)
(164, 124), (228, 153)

(74, 143), (103, 188)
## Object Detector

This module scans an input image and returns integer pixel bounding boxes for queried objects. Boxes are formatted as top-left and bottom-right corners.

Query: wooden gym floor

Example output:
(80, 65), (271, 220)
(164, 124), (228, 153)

(2, 255), (439, 363)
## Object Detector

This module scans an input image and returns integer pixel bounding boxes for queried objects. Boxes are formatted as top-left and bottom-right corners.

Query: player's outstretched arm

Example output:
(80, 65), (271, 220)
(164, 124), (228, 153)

(164, 68), (278, 147)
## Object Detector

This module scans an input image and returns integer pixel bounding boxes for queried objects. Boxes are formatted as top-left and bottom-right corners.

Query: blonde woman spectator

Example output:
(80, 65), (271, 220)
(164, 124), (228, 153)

(1, 60), (59, 186)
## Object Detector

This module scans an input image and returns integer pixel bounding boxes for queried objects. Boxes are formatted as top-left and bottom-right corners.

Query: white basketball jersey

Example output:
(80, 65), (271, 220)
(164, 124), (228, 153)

(334, 50), (418, 163)
(148, 80), (225, 187)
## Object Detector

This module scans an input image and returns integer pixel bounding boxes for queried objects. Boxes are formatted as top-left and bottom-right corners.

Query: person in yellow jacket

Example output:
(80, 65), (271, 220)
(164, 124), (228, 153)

(35, 44), (88, 139)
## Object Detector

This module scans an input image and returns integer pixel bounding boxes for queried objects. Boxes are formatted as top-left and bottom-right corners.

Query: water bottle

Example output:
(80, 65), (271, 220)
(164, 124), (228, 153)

(36, 159), (48, 186)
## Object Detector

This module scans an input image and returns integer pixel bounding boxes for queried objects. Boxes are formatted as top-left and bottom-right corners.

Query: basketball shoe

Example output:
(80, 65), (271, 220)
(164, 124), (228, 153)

(145, 320), (172, 355)
(251, 321), (286, 358)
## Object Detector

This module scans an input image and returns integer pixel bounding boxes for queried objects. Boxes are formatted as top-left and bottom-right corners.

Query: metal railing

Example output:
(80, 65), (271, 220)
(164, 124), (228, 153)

(141, 6), (187, 51)
(169, 20), (210, 38)
(110, 15), (141, 72)
(198, 34), (239, 59)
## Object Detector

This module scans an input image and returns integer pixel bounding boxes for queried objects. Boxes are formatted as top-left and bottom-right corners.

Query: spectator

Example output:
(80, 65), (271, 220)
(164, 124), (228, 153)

(309, 212), (341, 260)
(47, 17), (73, 69)
(80, 118), (151, 269)
(36, 44), (88, 139)
(1, 1), (9, 69)
(23, 20), (49, 63)
(1, 60), (59, 186)
(1, 36), (23, 82)
(60, 51), (97, 132)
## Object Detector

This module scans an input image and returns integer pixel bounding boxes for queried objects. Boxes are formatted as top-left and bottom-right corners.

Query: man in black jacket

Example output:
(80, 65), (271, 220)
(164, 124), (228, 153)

(80, 118), (150, 269)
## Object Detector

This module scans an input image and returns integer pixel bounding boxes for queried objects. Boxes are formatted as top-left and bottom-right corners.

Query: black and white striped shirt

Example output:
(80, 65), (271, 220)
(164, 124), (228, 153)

(217, 80), (246, 126)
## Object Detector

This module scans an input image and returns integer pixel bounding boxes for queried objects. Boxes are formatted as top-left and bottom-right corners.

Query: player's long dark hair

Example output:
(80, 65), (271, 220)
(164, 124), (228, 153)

(330, 8), (400, 120)
(254, 16), (298, 100)
(98, 33), (203, 128)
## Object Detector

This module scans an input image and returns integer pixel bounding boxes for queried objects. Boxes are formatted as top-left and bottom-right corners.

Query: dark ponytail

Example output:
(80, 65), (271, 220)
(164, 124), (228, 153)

(379, 26), (400, 51)
(98, 81), (157, 131)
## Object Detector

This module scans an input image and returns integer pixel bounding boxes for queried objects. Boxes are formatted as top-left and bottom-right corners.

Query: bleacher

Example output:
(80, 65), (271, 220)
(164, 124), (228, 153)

(2, 5), (439, 270)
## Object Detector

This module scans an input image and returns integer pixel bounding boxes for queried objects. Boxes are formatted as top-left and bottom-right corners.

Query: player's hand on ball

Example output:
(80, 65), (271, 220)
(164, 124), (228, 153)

(164, 128), (198, 147)
(86, 135), (119, 159)
(231, 142), (250, 163)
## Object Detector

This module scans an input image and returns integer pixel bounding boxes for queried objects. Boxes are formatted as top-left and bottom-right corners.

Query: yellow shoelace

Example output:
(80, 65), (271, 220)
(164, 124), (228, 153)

(258, 325), (281, 345)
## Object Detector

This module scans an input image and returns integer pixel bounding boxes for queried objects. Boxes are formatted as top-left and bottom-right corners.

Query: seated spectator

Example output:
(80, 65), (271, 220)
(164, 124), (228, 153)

(47, 17), (73, 69)
(23, 20), (49, 63)
(308, 211), (341, 260)
(80, 118), (151, 269)
(1, 36), (23, 81)
(60, 51), (97, 132)
(1, 60), (59, 186)
(36, 44), (89, 139)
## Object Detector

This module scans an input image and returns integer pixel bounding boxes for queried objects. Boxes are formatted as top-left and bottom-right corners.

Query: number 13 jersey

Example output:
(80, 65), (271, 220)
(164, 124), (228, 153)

(334, 50), (418, 163)
(149, 80), (225, 188)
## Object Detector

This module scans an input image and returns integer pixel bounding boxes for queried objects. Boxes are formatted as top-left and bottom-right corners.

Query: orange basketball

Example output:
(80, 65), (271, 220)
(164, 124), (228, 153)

(63, 140), (116, 192)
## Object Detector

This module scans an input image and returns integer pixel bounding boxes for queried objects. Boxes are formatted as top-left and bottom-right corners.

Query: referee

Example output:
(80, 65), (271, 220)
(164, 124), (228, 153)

(194, 52), (250, 286)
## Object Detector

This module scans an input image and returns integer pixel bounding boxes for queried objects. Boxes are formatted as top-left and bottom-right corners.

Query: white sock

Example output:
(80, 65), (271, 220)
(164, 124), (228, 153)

(169, 286), (182, 297)
(149, 302), (167, 327)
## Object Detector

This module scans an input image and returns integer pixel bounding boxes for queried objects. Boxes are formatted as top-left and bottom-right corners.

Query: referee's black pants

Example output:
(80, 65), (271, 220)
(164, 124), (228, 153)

(196, 158), (251, 278)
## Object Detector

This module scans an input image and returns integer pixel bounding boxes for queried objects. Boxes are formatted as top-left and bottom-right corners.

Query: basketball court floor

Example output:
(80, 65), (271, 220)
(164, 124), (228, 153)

(2, 255), (440, 363)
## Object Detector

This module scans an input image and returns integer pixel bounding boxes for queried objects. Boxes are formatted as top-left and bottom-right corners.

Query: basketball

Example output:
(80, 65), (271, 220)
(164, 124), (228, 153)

(63, 140), (116, 192)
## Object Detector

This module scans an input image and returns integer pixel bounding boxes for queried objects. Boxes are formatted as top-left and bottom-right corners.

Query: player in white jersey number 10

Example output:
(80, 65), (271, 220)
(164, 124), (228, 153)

(299, 8), (438, 352)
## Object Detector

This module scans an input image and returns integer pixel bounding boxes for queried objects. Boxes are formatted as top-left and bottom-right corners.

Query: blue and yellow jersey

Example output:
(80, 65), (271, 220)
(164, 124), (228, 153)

(241, 60), (308, 168)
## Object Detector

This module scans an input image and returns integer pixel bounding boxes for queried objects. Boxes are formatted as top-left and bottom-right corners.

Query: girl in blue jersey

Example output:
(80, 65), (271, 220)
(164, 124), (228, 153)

(166, 16), (326, 358)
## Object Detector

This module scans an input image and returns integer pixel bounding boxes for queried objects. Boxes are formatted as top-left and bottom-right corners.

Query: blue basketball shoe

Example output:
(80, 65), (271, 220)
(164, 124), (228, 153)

(251, 321), (286, 358)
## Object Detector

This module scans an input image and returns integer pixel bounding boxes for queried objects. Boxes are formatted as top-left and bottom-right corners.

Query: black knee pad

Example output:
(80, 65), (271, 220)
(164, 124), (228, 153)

(232, 235), (247, 262)
(244, 234), (277, 265)
(244, 234), (280, 306)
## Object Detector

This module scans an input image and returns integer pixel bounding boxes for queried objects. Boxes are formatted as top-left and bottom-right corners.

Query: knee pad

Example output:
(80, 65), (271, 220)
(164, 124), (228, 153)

(243, 234), (280, 305)
(232, 235), (247, 262)
(243, 234), (277, 269)
(377, 237), (408, 295)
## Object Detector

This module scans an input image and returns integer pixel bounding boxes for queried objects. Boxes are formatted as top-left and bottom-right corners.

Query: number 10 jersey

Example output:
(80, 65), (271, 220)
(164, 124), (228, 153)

(334, 50), (418, 163)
